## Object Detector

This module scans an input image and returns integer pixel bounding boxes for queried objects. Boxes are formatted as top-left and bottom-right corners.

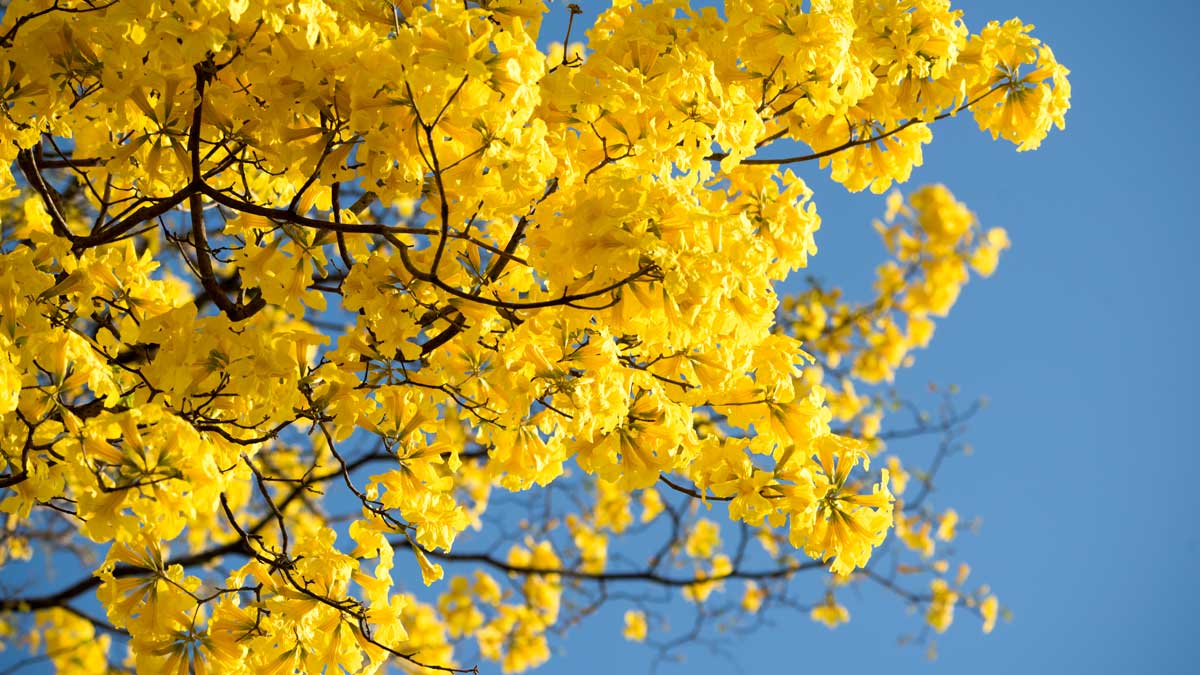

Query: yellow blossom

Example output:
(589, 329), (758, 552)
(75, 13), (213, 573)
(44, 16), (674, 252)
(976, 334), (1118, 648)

(622, 610), (647, 642)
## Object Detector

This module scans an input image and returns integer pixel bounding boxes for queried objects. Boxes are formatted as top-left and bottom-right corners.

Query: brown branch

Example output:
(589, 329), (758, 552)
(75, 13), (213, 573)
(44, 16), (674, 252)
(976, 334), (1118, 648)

(658, 474), (733, 502)
(15, 149), (76, 244)
(0, 464), (340, 613)
(185, 59), (265, 321)
(197, 181), (434, 235)
(709, 85), (1006, 166)
(393, 538), (820, 586)
(0, 0), (118, 48)
(0, 471), (29, 489)
(392, 236), (659, 311)
(419, 178), (560, 354)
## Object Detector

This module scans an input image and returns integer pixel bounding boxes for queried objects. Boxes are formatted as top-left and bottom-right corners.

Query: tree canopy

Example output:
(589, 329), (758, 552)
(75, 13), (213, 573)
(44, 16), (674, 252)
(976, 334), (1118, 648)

(0, 0), (1068, 673)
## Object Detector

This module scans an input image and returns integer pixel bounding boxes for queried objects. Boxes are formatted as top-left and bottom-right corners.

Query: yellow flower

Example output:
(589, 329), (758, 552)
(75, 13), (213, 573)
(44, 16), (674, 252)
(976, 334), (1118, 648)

(622, 610), (647, 642)
(927, 579), (958, 633)
(639, 487), (664, 523)
(412, 543), (445, 586)
(886, 457), (909, 496)
(797, 436), (895, 574)
(810, 594), (849, 628)
(936, 509), (959, 541)
(741, 581), (765, 614)
(685, 518), (721, 559)
(969, 20), (1071, 151)
(980, 595), (1000, 634)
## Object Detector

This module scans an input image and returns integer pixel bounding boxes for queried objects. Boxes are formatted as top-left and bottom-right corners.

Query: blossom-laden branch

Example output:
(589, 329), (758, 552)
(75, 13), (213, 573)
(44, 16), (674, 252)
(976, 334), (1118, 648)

(0, 1), (1056, 672)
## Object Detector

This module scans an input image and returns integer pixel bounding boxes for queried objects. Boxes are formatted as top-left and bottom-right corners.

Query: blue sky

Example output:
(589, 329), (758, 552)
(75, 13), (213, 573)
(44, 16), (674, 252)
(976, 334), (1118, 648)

(548, 0), (1200, 673)
(3, 1), (1194, 674)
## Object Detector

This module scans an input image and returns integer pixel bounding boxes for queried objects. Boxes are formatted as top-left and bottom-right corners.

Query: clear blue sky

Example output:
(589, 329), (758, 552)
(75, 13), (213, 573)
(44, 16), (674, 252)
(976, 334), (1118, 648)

(3, 2), (1193, 674)
(549, 0), (1200, 673)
